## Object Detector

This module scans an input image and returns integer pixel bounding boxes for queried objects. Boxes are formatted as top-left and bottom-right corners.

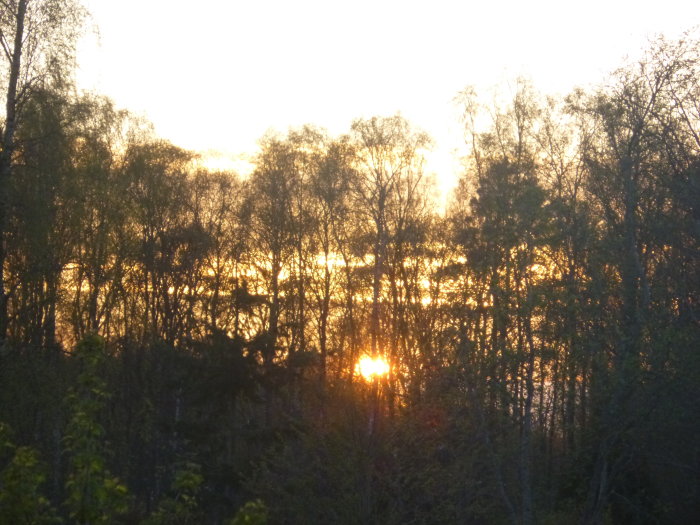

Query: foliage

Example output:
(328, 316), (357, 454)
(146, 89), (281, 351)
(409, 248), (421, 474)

(143, 461), (204, 525)
(0, 423), (60, 524)
(229, 499), (268, 525)
(63, 334), (129, 524)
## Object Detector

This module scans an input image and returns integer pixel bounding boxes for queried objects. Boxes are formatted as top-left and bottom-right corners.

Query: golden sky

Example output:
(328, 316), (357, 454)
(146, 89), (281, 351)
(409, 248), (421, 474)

(77, 0), (699, 193)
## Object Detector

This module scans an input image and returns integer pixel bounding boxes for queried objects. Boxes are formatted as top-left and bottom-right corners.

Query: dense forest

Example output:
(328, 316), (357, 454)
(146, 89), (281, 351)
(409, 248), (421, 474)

(0, 2), (699, 524)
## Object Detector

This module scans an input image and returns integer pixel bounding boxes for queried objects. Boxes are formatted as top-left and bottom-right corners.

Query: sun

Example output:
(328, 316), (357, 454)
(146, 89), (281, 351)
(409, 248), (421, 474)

(356, 355), (390, 381)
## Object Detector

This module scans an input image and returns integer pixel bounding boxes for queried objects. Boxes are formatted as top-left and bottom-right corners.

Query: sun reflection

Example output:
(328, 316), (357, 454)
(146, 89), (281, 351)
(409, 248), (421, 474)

(356, 355), (390, 381)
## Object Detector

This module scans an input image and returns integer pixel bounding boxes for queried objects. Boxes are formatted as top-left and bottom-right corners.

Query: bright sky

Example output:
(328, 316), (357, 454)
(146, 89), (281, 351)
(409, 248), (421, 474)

(77, 0), (699, 193)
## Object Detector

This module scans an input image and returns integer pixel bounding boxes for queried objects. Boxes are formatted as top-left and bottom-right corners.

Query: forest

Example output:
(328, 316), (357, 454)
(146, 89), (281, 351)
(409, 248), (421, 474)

(0, 2), (699, 524)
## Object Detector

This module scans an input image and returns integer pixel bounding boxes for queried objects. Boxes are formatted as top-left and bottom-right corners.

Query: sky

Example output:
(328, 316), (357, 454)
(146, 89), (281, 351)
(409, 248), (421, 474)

(76, 0), (699, 192)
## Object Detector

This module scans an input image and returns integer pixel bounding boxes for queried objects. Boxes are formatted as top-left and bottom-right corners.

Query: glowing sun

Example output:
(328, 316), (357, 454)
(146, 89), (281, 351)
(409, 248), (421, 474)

(356, 356), (390, 381)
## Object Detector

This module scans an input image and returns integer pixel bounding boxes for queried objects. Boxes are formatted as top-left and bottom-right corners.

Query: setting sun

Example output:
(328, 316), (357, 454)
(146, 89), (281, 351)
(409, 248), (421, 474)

(356, 356), (390, 381)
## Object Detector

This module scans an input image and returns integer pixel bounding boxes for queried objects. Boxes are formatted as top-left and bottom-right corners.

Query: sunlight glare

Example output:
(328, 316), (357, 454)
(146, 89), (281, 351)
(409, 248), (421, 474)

(356, 355), (390, 381)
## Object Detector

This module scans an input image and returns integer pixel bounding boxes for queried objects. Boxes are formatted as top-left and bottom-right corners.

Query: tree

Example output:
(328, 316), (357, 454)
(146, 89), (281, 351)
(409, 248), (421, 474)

(0, 0), (85, 346)
(121, 139), (196, 345)
(454, 81), (560, 524)
(62, 95), (132, 343)
(5, 87), (74, 349)
(64, 334), (128, 524)
(570, 33), (700, 524)
(349, 115), (431, 365)
(246, 133), (298, 369)
(0, 423), (59, 524)
(306, 134), (356, 386)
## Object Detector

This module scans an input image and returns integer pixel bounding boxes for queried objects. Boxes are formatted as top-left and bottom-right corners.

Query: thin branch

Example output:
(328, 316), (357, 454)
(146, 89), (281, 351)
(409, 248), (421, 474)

(0, 30), (12, 62)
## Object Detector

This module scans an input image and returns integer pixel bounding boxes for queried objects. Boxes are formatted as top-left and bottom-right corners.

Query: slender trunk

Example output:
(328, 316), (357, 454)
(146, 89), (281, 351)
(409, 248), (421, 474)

(319, 249), (331, 388)
(296, 233), (305, 353)
(267, 253), (281, 367)
(209, 252), (222, 332)
(44, 275), (58, 349)
(470, 378), (519, 525)
(371, 230), (382, 357)
(583, 154), (643, 523)
(88, 274), (100, 333)
(0, 0), (28, 346)
(341, 249), (358, 379)
(521, 313), (538, 525)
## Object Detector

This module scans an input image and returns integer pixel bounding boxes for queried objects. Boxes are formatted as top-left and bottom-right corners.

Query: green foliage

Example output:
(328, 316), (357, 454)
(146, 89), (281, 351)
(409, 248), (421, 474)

(0, 423), (60, 524)
(143, 461), (204, 525)
(63, 334), (129, 524)
(229, 499), (268, 525)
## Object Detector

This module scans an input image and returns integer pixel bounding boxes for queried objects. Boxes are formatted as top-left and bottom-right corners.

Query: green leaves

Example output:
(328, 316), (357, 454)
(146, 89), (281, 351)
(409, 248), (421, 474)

(0, 431), (60, 525)
(229, 500), (268, 525)
(63, 334), (129, 524)
(143, 461), (204, 525)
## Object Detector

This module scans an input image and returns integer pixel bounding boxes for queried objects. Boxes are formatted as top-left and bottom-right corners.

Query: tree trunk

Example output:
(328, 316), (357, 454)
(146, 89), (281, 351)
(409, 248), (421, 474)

(0, 0), (28, 346)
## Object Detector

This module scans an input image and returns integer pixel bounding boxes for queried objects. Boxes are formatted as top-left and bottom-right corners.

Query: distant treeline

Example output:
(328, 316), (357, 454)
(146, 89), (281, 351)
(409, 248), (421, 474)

(0, 3), (698, 522)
